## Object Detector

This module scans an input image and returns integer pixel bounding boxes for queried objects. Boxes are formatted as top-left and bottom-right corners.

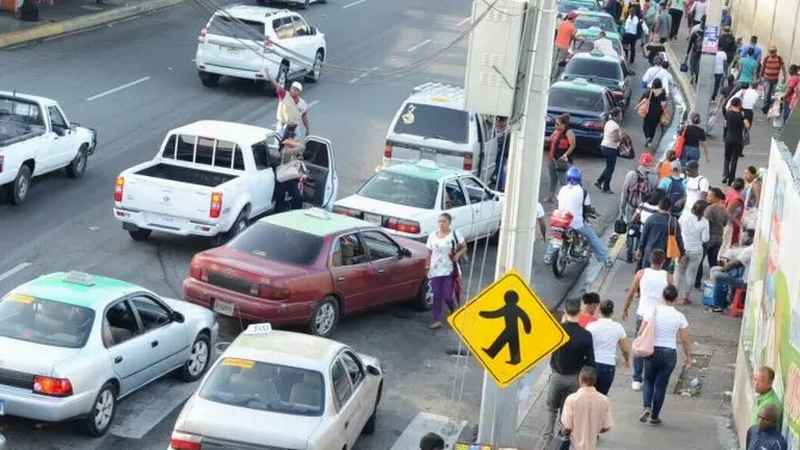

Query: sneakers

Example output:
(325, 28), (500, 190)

(632, 381), (643, 391)
(639, 408), (651, 423)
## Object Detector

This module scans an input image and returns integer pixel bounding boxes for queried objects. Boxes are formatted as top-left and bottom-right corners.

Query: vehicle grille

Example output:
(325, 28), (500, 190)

(0, 367), (34, 389)
(202, 436), (294, 450)
(207, 271), (254, 296)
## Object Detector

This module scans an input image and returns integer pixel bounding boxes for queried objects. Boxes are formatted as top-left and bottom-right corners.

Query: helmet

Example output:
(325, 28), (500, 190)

(566, 166), (582, 185)
(639, 153), (654, 167)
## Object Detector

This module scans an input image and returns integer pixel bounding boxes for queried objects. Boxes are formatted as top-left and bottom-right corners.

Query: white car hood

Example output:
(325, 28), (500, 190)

(335, 194), (431, 221)
(0, 336), (81, 376)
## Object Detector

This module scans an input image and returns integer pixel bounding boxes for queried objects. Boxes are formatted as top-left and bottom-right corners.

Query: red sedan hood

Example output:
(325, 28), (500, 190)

(198, 246), (314, 280)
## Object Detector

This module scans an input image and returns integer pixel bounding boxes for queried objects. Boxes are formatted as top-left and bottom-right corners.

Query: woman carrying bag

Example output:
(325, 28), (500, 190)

(273, 138), (307, 212)
(425, 213), (467, 329)
(638, 78), (668, 145)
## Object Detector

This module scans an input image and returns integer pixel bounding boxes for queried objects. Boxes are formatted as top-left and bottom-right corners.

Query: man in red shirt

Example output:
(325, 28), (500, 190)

(553, 12), (577, 77)
(577, 292), (600, 327)
(760, 45), (787, 114)
(783, 64), (800, 122)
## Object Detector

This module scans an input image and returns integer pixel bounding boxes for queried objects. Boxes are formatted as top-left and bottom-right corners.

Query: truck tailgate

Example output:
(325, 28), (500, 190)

(120, 174), (216, 223)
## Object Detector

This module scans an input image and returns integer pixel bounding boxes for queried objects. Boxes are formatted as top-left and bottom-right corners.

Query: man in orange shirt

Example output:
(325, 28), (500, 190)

(553, 11), (577, 78)
(577, 292), (600, 327)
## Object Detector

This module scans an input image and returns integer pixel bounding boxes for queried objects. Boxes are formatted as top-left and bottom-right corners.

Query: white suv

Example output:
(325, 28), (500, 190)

(195, 6), (326, 90)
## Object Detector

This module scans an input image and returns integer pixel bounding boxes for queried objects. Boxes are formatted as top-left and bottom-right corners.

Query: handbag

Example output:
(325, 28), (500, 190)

(554, 158), (570, 171)
(614, 215), (627, 234)
(636, 91), (653, 118)
(659, 102), (671, 127)
(617, 133), (635, 159)
(673, 126), (687, 159)
(276, 159), (307, 182)
(632, 307), (657, 357)
(680, 55), (689, 73)
(666, 217), (681, 260)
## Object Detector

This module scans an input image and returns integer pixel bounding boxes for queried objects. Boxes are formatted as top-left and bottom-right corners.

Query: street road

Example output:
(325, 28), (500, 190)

(0, 0), (657, 447)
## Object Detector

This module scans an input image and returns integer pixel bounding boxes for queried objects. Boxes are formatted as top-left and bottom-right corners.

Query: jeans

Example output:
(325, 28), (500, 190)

(710, 267), (746, 309)
(762, 79), (779, 114)
(713, 73), (724, 99)
(547, 159), (568, 199)
(723, 141), (743, 182)
(578, 224), (609, 264)
(633, 315), (644, 382)
(680, 145), (700, 166)
(544, 371), (579, 438)
(596, 363), (616, 395)
(597, 146), (618, 191)
(675, 251), (703, 300)
(643, 347), (678, 419)
(429, 275), (455, 322)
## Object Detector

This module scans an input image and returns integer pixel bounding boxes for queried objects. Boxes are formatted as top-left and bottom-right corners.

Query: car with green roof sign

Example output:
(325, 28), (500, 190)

(0, 271), (216, 437)
(545, 79), (617, 153)
(574, 9), (621, 36)
(334, 160), (504, 243)
(184, 208), (432, 337)
(571, 26), (623, 56)
(560, 51), (632, 109)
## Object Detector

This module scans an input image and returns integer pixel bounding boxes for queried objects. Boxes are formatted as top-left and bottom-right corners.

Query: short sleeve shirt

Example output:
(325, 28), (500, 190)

(586, 318), (626, 365)
(556, 20), (576, 50)
(601, 120), (621, 149)
(683, 125), (706, 147)
(425, 230), (462, 278)
(725, 111), (746, 144)
(557, 184), (589, 229)
(738, 57), (759, 84)
(276, 88), (308, 126)
(645, 305), (688, 349)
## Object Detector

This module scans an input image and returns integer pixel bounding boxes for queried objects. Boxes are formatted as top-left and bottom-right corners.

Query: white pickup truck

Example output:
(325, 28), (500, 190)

(0, 92), (97, 205)
(113, 120), (338, 242)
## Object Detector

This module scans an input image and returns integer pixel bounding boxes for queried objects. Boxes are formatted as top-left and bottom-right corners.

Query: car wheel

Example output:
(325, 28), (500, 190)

(128, 228), (152, 241)
(363, 383), (382, 435)
(412, 278), (433, 311)
(66, 145), (88, 178)
(305, 50), (323, 83)
(81, 383), (117, 437)
(199, 71), (220, 87)
(309, 296), (339, 337)
(9, 164), (32, 205)
(179, 334), (211, 382)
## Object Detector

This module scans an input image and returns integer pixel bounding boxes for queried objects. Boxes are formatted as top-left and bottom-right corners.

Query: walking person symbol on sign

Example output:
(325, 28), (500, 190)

(480, 290), (532, 365)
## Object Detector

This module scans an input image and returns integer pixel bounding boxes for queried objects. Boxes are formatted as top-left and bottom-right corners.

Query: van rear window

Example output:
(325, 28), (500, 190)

(392, 103), (469, 144)
(208, 15), (265, 41)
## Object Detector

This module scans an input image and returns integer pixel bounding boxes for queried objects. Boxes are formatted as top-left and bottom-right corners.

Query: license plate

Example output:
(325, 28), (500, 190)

(213, 299), (235, 317)
(363, 213), (381, 225)
(0, 399), (5, 415)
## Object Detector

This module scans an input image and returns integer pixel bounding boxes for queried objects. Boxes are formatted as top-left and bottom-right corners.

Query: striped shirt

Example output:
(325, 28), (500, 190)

(761, 55), (784, 81)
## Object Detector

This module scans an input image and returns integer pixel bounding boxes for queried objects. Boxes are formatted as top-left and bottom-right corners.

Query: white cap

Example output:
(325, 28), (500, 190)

(291, 81), (303, 92)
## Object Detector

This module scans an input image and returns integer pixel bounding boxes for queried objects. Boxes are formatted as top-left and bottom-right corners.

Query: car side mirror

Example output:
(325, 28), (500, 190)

(399, 247), (412, 258)
(54, 127), (66, 137)
(366, 365), (380, 376)
(172, 311), (185, 323)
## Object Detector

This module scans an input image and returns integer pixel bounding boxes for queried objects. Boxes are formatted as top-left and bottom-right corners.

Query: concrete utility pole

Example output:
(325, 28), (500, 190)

(697, 0), (722, 126)
(477, 0), (556, 445)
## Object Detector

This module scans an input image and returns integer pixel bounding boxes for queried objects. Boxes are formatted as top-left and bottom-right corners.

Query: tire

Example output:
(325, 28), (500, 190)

(213, 209), (248, 246)
(199, 71), (220, 87)
(9, 164), (32, 205)
(179, 334), (211, 382)
(363, 384), (382, 435)
(305, 50), (323, 83)
(128, 228), (152, 241)
(412, 278), (433, 311)
(309, 296), (339, 337)
(81, 383), (117, 437)
(551, 248), (568, 278)
(66, 145), (88, 178)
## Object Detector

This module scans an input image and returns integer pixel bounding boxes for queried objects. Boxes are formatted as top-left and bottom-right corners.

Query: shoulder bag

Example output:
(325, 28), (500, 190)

(666, 216), (682, 260)
(673, 126), (687, 159)
(636, 91), (653, 118)
(632, 307), (657, 357)
(275, 147), (307, 183)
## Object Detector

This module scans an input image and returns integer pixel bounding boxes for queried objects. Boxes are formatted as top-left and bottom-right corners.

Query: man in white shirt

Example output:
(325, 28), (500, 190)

(267, 77), (310, 139)
(681, 161), (710, 216)
(727, 83), (759, 123)
(593, 31), (619, 60)
(641, 59), (672, 95)
(586, 300), (630, 395)
(713, 50), (728, 100)
(709, 234), (754, 310)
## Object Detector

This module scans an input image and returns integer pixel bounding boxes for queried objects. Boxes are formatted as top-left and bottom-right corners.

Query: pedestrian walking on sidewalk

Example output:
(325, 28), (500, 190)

(624, 249), (671, 389)
(667, 0), (685, 40)
(419, 432), (445, 450)
(695, 187), (728, 287)
(738, 35), (764, 67)
(713, 49), (728, 100)
(746, 404), (787, 450)
(638, 197), (684, 270)
(639, 284), (692, 425)
(657, 164), (687, 218)
(735, 48), (760, 89)
(425, 213), (466, 329)
(640, 79), (668, 145)
(627, 190), (664, 262)
(560, 366), (613, 450)
(728, 82), (759, 125)
(596, 107), (624, 194)
(689, 0), (706, 25)
(752, 366), (783, 426)
(680, 113), (710, 165)
(547, 114), (576, 203)
(578, 292), (601, 327)
(783, 65), (800, 123)
(587, 300), (630, 395)
(686, 21), (705, 84)
(718, 26), (736, 75)
(723, 98), (750, 185)
(656, 150), (679, 181)
(622, 9), (643, 64)
(620, 152), (658, 223)
(543, 299), (595, 442)
(675, 200), (709, 304)
(760, 46), (787, 115)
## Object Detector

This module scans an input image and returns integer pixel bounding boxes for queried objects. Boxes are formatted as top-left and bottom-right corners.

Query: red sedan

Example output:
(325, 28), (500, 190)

(184, 209), (432, 336)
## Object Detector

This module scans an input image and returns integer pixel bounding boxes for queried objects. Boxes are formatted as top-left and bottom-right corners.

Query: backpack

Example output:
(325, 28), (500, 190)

(666, 177), (685, 214)
(626, 170), (654, 209)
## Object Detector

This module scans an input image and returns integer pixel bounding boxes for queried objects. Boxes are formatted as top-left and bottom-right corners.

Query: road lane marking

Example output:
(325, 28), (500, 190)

(457, 17), (471, 26)
(342, 0), (366, 8)
(389, 412), (466, 450)
(0, 262), (31, 283)
(86, 76), (150, 101)
(349, 66), (378, 84)
(407, 38), (432, 52)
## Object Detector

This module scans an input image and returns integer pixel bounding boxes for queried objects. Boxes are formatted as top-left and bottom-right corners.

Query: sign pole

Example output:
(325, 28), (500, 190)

(476, 0), (557, 445)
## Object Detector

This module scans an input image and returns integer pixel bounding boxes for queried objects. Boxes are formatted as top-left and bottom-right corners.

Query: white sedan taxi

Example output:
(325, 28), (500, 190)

(169, 323), (383, 450)
(334, 160), (504, 242)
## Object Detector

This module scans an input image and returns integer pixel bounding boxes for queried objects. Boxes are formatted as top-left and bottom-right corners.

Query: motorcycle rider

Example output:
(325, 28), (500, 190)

(544, 167), (611, 266)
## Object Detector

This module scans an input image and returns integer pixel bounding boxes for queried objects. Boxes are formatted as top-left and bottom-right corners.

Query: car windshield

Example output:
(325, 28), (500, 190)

(357, 171), (438, 209)
(229, 222), (324, 265)
(0, 293), (94, 348)
(200, 358), (324, 416)
(549, 87), (605, 112)
(576, 15), (617, 33)
(392, 103), (469, 144)
(564, 59), (622, 81)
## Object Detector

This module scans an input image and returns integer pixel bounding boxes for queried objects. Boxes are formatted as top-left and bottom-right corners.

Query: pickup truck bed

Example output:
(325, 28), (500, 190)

(0, 119), (44, 147)
(135, 163), (238, 187)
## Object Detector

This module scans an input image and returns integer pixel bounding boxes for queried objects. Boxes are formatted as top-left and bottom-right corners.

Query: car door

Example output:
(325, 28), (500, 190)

(249, 136), (278, 215)
(442, 178), (474, 240)
(460, 176), (501, 239)
(47, 105), (76, 168)
(128, 295), (188, 379)
(302, 137), (338, 210)
(330, 358), (361, 450)
(272, 17), (299, 74)
(103, 300), (150, 395)
(360, 230), (420, 303)
(290, 15), (315, 70)
(329, 233), (379, 313)
(338, 351), (374, 438)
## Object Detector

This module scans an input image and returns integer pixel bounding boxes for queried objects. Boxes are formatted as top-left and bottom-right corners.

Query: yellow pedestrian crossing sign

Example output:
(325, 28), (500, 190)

(447, 270), (570, 388)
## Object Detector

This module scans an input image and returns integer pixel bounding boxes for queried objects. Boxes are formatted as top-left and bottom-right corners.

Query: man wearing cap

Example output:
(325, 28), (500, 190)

(620, 152), (658, 224)
(268, 77), (310, 140)
(553, 12), (577, 77)
(760, 45), (787, 115)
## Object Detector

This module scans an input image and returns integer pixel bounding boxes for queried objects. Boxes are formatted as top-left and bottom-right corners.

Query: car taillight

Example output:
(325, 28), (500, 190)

(114, 176), (124, 202)
(170, 431), (202, 450)
(583, 121), (604, 130)
(333, 206), (360, 217)
(256, 282), (291, 300)
(189, 262), (208, 282)
(383, 143), (392, 158)
(209, 192), (223, 218)
(33, 376), (73, 397)
(386, 217), (420, 234)
(463, 154), (473, 171)
(198, 27), (208, 43)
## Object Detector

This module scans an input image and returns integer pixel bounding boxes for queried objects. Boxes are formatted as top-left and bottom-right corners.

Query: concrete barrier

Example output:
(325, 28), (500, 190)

(0, 0), (183, 49)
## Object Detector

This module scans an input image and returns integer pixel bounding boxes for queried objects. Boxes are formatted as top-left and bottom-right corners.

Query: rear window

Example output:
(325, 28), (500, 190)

(357, 171), (438, 209)
(565, 59), (622, 81)
(229, 222), (324, 265)
(200, 358), (324, 416)
(549, 87), (606, 112)
(208, 15), (264, 41)
(576, 15), (617, 33)
(392, 103), (469, 144)
(0, 293), (95, 348)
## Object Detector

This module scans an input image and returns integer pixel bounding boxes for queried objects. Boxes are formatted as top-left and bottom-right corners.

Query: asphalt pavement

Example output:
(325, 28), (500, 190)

(0, 2), (659, 448)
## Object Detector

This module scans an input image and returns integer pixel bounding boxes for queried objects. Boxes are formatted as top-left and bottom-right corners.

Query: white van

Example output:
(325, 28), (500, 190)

(383, 83), (501, 182)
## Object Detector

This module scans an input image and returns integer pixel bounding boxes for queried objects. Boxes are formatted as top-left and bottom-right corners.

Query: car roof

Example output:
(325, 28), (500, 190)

(569, 51), (620, 64)
(260, 208), (370, 237)
(384, 161), (466, 181)
(0, 91), (55, 106)
(224, 329), (346, 372)
(575, 8), (614, 17)
(405, 82), (466, 110)
(9, 272), (141, 309)
(218, 4), (289, 21)
(170, 120), (272, 148)
(551, 79), (608, 94)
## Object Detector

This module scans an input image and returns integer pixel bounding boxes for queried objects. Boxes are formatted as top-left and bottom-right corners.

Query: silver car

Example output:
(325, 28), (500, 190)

(0, 271), (217, 436)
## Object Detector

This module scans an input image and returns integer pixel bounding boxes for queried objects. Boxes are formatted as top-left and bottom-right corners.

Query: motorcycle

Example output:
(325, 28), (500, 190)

(545, 208), (597, 278)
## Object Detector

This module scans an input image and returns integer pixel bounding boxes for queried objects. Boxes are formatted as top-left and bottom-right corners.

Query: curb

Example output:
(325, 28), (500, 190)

(0, 0), (183, 49)
(665, 43), (697, 112)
